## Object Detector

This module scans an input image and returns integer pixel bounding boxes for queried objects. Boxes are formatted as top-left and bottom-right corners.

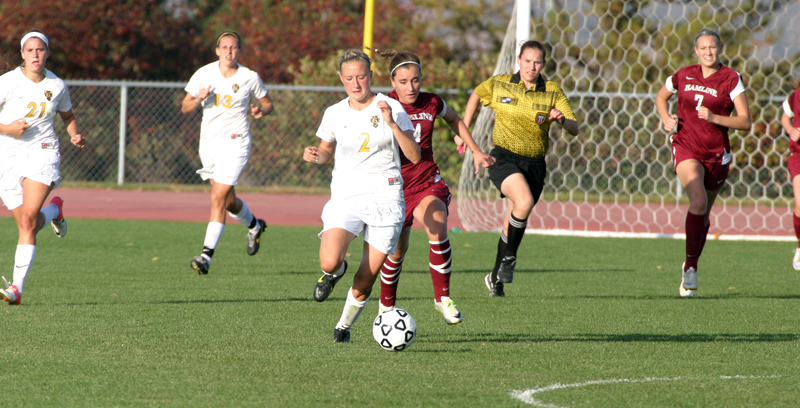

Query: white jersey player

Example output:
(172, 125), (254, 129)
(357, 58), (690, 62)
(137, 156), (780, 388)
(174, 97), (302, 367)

(0, 30), (86, 305)
(302, 49), (421, 343)
(181, 31), (274, 275)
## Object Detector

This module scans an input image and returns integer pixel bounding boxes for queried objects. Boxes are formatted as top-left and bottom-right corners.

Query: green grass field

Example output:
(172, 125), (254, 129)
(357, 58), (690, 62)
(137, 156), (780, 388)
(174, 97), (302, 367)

(1, 217), (798, 407)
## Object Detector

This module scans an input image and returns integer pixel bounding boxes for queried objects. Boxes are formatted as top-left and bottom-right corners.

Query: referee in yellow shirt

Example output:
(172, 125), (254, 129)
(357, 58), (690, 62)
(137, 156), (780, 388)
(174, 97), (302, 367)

(463, 40), (580, 297)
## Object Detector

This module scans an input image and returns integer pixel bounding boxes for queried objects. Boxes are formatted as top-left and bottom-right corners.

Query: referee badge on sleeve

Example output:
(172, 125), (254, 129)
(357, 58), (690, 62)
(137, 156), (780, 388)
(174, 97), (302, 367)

(536, 113), (546, 124)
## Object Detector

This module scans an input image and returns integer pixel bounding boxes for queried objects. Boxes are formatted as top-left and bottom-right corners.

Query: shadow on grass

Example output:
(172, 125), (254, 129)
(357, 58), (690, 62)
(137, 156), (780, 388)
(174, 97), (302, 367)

(572, 294), (800, 300)
(433, 332), (800, 344)
(399, 268), (637, 274)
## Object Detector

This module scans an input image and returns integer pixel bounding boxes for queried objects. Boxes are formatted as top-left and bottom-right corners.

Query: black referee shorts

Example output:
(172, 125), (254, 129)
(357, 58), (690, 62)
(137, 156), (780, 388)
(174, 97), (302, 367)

(488, 146), (546, 201)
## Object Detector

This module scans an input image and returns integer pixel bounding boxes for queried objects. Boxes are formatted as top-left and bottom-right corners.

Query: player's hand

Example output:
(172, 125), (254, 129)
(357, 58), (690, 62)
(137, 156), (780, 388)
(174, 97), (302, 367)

(377, 101), (396, 127)
(697, 106), (715, 123)
(7, 120), (30, 137)
(454, 135), (466, 154)
(304, 146), (320, 163)
(662, 114), (678, 132)
(549, 108), (565, 125)
(472, 151), (495, 174)
(197, 85), (213, 101)
(71, 133), (86, 149)
(790, 127), (800, 143)
(250, 104), (263, 119)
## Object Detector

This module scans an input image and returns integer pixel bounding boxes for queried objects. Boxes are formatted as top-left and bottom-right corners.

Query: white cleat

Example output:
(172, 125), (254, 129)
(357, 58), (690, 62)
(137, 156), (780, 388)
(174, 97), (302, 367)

(434, 296), (463, 325)
(378, 303), (395, 315)
(680, 262), (697, 297)
(792, 248), (800, 271)
(1, 276), (21, 305)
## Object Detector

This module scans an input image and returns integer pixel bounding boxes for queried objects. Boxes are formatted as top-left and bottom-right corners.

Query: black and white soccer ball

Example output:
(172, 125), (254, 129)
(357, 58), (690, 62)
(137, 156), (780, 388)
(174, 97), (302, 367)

(373, 308), (416, 351)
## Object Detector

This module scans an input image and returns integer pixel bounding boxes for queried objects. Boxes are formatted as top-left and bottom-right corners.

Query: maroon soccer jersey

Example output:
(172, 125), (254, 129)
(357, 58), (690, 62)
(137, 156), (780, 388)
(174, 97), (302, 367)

(785, 88), (800, 156)
(667, 64), (745, 156)
(388, 90), (446, 191)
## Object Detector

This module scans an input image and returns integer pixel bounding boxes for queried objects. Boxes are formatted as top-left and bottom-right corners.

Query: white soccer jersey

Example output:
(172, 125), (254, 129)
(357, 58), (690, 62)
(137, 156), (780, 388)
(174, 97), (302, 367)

(185, 62), (268, 139)
(0, 67), (72, 152)
(317, 93), (414, 202)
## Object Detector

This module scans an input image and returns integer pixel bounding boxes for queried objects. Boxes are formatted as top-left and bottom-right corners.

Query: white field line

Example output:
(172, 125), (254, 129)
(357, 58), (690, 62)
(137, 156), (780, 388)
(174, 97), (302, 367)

(511, 375), (784, 407)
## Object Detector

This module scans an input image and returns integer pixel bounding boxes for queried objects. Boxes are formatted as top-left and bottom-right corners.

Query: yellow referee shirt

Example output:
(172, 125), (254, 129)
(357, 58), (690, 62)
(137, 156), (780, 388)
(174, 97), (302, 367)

(474, 72), (576, 158)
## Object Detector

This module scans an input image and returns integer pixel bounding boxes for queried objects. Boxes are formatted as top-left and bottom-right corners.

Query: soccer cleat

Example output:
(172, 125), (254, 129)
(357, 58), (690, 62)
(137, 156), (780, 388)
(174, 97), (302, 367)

(50, 196), (67, 238)
(484, 273), (505, 297)
(793, 248), (800, 271)
(1, 277), (20, 305)
(190, 256), (209, 275)
(246, 219), (267, 256)
(434, 297), (463, 325)
(378, 303), (395, 315)
(680, 262), (697, 297)
(313, 261), (347, 302)
(497, 255), (516, 283)
(333, 327), (350, 343)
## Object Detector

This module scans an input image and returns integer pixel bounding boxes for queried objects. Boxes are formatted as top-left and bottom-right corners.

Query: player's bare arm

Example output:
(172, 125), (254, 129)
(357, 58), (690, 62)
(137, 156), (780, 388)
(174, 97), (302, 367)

(378, 100), (421, 164)
(549, 108), (579, 135)
(180, 85), (212, 114)
(0, 120), (30, 137)
(443, 106), (495, 172)
(250, 94), (274, 119)
(59, 109), (85, 149)
(655, 85), (678, 132)
(698, 93), (751, 131)
(304, 140), (335, 164)
(780, 113), (800, 142)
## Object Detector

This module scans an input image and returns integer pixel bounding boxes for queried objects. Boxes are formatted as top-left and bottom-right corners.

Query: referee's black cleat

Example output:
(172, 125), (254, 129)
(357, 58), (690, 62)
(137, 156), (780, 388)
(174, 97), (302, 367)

(190, 256), (209, 275)
(333, 327), (351, 343)
(497, 255), (516, 283)
(314, 261), (347, 302)
(485, 273), (505, 297)
(246, 219), (267, 256)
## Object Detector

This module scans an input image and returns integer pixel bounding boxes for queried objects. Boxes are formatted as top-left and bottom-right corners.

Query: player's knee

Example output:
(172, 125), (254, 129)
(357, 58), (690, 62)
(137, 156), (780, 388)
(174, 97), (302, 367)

(320, 258), (343, 274)
(16, 213), (38, 234)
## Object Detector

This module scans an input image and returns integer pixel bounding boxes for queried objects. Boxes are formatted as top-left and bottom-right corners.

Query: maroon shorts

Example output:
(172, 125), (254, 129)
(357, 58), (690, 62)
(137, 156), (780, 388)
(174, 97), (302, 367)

(789, 153), (800, 180)
(671, 144), (730, 190)
(403, 175), (451, 229)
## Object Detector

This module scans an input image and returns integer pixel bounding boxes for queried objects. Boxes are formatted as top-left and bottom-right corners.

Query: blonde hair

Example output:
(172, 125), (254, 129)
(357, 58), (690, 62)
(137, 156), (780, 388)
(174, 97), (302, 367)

(216, 31), (242, 48)
(338, 49), (371, 72)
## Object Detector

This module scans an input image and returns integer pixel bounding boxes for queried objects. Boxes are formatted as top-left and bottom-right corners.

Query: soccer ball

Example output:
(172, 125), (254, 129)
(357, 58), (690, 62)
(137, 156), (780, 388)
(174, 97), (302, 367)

(373, 308), (416, 351)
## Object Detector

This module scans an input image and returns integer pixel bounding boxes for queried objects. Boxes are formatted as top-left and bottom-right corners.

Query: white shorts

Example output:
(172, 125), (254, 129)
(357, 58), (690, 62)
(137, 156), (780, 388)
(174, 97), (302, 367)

(196, 134), (251, 186)
(0, 149), (61, 210)
(319, 197), (405, 255)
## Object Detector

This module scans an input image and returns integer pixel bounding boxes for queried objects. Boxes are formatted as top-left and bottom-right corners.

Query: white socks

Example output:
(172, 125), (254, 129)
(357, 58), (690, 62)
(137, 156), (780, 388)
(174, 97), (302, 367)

(39, 203), (59, 231)
(336, 288), (369, 330)
(228, 201), (255, 229)
(202, 222), (225, 261)
(13, 245), (36, 293)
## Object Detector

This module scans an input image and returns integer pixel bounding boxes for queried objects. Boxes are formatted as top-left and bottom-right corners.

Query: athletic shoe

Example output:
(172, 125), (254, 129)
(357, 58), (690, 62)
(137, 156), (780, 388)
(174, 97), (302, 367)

(333, 327), (350, 343)
(484, 273), (505, 297)
(434, 297), (463, 325)
(190, 256), (210, 275)
(1, 277), (20, 305)
(313, 261), (347, 302)
(50, 196), (67, 238)
(378, 303), (395, 315)
(246, 219), (267, 256)
(680, 262), (697, 297)
(793, 248), (800, 271)
(497, 255), (516, 283)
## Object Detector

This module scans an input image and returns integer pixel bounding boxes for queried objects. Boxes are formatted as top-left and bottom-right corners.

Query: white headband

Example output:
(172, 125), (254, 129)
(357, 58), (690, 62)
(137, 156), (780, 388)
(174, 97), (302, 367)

(20, 32), (49, 50)
(390, 61), (421, 76)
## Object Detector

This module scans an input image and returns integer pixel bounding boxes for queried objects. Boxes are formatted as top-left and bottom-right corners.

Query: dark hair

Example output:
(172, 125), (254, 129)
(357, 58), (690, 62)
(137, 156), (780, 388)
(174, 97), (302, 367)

(338, 49), (371, 72)
(694, 28), (721, 49)
(519, 40), (546, 60)
(374, 49), (421, 78)
(216, 31), (242, 48)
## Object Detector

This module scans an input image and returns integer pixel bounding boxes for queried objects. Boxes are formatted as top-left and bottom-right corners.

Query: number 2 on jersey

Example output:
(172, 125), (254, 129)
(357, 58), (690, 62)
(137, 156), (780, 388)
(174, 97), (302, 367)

(694, 94), (704, 110)
(25, 102), (46, 119)
(358, 133), (370, 152)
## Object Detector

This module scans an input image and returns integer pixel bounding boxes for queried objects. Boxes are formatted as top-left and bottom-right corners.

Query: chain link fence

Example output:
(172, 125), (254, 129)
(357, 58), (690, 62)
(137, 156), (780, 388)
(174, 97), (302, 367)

(57, 81), (466, 190)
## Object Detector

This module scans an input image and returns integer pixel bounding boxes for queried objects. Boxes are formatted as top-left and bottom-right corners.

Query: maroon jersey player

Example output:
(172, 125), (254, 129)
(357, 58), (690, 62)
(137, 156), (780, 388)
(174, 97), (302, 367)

(780, 85), (800, 270)
(656, 28), (751, 297)
(374, 49), (494, 324)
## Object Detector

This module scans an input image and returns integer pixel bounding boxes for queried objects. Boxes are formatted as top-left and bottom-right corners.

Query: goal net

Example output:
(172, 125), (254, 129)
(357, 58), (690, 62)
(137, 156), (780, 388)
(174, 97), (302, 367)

(457, 0), (800, 240)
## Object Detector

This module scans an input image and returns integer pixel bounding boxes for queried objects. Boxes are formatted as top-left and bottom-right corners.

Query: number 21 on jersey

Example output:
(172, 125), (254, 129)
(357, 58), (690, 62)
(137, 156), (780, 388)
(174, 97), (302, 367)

(25, 102), (46, 119)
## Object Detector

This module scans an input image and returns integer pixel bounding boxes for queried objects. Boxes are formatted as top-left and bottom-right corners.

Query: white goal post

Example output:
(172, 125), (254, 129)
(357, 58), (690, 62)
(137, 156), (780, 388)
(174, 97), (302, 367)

(457, 0), (800, 241)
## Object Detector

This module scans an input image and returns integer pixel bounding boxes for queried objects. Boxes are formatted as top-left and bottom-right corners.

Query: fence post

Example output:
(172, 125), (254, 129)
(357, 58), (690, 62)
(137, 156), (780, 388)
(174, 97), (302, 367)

(118, 81), (127, 185)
